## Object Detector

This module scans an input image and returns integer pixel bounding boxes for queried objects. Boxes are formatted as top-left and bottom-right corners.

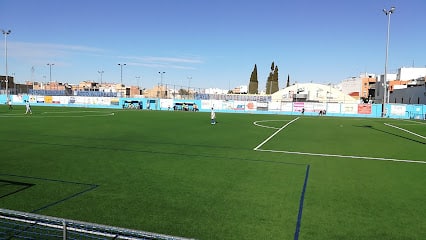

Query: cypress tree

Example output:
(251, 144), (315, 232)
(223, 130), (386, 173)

(286, 74), (290, 87)
(272, 65), (279, 93)
(266, 73), (272, 94)
(248, 64), (258, 94)
(266, 62), (280, 94)
(266, 62), (275, 94)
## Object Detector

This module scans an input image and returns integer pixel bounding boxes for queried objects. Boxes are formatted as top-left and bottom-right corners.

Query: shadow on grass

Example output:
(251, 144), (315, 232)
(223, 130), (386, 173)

(5, 138), (304, 167)
(0, 130), (250, 151)
(356, 125), (425, 145)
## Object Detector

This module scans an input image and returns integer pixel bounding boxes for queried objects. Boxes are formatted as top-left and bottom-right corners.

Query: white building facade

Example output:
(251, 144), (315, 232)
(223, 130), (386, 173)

(272, 83), (358, 103)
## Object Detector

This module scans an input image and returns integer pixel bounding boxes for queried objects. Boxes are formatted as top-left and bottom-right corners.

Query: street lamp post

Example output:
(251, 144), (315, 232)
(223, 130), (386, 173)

(158, 71), (165, 98)
(98, 70), (104, 84)
(382, 6), (395, 117)
(2, 29), (11, 101)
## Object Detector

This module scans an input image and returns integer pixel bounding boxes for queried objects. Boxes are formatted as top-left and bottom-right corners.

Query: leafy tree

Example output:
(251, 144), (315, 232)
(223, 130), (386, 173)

(179, 88), (189, 95)
(248, 64), (258, 94)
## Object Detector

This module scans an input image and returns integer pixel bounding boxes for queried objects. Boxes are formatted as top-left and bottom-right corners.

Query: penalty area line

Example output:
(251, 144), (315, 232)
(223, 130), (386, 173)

(403, 119), (426, 125)
(253, 117), (300, 151)
(32, 113), (115, 118)
(384, 123), (426, 140)
(41, 110), (105, 114)
(255, 148), (426, 164)
(0, 112), (115, 118)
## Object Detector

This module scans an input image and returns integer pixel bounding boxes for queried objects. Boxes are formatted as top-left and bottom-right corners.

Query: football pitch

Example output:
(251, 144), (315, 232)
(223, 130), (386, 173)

(0, 105), (425, 239)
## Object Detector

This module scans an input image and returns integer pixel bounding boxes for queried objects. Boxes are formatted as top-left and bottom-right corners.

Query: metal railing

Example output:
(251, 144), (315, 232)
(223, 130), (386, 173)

(0, 208), (194, 240)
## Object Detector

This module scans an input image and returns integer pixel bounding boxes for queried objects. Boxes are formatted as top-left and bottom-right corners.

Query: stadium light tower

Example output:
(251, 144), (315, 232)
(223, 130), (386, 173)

(117, 64), (126, 97)
(2, 29), (11, 102)
(47, 63), (55, 83)
(135, 76), (140, 87)
(187, 76), (192, 95)
(382, 6), (395, 117)
(118, 63), (126, 85)
(98, 70), (104, 84)
(158, 71), (165, 98)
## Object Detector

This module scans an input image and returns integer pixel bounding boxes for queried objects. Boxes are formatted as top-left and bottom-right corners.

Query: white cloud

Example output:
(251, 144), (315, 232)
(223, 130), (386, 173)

(4, 41), (202, 73)
(118, 55), (203, 70)
(6, 41), (105, 62)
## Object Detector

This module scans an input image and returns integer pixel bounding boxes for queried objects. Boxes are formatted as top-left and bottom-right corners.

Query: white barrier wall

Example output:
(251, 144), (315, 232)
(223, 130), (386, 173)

(1, 94), (425, 119)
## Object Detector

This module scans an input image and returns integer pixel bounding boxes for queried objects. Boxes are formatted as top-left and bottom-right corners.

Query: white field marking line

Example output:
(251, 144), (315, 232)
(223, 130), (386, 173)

(38, 112), (115, 118)
(394, 123), (426, 126)
(384, 123), (426, 140)
(253, 117), (300, 150)
(252, 118), (425, 164)
(255, 148), (426, 164)
(253, 120), (292, 130)
(403, 119), (426, 125)
(41, 110), (105, 114)
(0, 113), (115, 118)
(0, 113), (25, 117)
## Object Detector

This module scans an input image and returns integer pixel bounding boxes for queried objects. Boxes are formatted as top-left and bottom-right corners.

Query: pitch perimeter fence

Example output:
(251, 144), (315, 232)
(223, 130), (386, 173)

(0, 208), (193, 240)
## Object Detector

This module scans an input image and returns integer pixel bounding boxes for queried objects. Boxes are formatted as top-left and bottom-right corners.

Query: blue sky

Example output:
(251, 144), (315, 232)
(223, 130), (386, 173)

(1, 0), (424, 91)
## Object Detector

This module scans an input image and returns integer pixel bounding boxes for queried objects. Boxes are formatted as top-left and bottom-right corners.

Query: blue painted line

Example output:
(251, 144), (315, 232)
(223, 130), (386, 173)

(0, 173), (95, 187)
(31, 184), (99, 213)
(294, 164), (310, 240)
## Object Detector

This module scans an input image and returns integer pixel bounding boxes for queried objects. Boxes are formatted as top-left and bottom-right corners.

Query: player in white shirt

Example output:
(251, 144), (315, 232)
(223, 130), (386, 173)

(210, 107), (216, 125)
(25, 100), (32, 114)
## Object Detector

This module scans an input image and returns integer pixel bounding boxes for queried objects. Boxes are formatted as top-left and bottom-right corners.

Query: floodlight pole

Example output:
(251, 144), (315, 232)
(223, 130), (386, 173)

(158, 71), (165, 98)
(47, 63), (55, 83)
(382, 6), (395, 117)
(118, 64), (126, 97)
(98, 70), (104, 84)
(135, 76), (141, 95)
(135, 76), (140, 87)
(187, 76), (192, 97)
(118, 63), (126, 85)
(2, 29), (11, 102)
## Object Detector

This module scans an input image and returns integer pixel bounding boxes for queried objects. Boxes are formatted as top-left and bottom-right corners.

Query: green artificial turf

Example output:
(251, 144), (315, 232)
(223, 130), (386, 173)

(0, 105), (425, 239)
